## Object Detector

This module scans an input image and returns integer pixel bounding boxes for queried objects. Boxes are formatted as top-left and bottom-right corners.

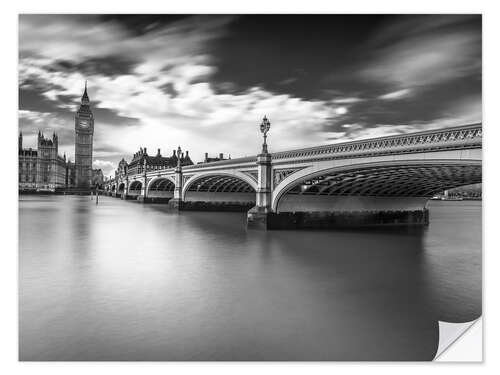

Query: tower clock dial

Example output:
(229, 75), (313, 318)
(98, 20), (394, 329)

(80, 120), (89, 128)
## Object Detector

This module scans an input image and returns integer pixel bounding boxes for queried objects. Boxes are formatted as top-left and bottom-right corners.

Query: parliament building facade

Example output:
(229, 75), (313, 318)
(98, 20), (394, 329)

(18, 83), (102, 193)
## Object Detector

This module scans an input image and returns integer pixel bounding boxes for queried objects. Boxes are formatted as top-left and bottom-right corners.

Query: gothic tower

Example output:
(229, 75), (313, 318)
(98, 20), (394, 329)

(74, 81), (94, 189)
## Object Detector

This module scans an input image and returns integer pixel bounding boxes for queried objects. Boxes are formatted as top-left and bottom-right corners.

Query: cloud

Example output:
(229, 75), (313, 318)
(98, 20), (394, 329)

(93, 159), (116, 176)
(320, 16), (481, 137)
(360, 16), (481, 89)
(378, 88), (413, 100)
(332, 97), (365, 104)
(335, 107), (348, 115)
(19, 109), (51, 124)
(47, 56), (140, 78)
(279, 77), (298, 85)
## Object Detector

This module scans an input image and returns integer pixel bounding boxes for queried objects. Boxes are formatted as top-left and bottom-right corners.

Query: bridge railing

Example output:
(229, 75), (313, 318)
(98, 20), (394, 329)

(270, 123), (482, 161)
(182, 156), (258, 170)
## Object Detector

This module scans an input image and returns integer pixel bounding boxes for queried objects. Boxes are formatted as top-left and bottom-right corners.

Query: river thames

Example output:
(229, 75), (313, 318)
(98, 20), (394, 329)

(19, 195), (481, 361)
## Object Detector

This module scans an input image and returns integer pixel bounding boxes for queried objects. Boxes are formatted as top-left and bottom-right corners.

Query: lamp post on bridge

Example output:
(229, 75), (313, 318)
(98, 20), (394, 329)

(138, 157), (149, 202)
(247, 116), (273, 229)
(168, 146), (184, 210)
(260, 115), (271, 154)
(122, 164), (129, 200)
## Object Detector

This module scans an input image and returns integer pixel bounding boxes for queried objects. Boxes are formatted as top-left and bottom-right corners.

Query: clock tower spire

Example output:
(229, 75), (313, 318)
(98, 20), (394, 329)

(74, 81), (94, 190)
(81, 80), (89, 105)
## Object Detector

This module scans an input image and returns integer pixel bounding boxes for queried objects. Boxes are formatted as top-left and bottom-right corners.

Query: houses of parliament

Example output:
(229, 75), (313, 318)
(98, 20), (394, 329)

(18, 83), (103, 192)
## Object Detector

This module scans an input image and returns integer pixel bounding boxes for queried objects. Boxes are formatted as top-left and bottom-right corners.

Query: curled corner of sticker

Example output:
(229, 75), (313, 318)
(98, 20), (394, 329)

(434, 317), (482, 361)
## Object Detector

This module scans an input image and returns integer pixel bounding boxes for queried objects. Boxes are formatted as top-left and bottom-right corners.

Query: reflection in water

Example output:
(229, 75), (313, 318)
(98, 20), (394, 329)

(19, 196), (481, 361)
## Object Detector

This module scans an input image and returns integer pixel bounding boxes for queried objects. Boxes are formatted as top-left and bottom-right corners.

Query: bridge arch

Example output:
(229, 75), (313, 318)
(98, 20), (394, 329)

(182, 171), (257, 203)
(271, 159), (481, 213)
(117, 182), (125, 194)
(146, 176), (175, 198)
(128, 180), (142, 196)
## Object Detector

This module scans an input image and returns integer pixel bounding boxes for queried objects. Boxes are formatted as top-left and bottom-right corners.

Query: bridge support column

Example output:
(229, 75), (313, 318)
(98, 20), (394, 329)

(168, 147), (184, 210)
(137, 192), (151, 203)
(137, 161), (152, 203)
(120, 178), (133, 200)
(247, 152), (273, 230)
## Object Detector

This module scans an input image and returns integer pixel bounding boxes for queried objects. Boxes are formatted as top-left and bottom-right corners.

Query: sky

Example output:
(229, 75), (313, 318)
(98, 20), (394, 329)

(18, 14), (482, 177)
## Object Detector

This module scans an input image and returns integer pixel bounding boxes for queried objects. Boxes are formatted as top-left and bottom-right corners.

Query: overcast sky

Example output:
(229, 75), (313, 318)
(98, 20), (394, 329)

(19, 14), (481, 177)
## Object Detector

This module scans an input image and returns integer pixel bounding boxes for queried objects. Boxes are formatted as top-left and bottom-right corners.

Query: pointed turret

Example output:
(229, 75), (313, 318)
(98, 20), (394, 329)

(53, 132), (58, 149)
(81, 80), (90, 105)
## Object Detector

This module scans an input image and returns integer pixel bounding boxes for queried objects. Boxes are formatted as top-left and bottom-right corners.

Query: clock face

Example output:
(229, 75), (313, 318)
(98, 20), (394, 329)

(80, 120), (89, 128)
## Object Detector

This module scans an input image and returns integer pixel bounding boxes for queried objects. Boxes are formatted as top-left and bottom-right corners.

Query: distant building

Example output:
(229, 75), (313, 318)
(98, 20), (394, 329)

(18, 131), (68, 192)
(66, 160), (76, 188)
(18, 82), (96, 193)
(443, 183), (482, 200)
(124, 147), (194, 175)
(115, 158), (128, 180)
(199, 152), (230, 164)
(92, 168), (104, 188)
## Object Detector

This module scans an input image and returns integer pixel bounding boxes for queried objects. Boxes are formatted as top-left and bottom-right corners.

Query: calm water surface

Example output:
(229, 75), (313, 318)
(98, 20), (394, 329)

(19, 196), (482, 360)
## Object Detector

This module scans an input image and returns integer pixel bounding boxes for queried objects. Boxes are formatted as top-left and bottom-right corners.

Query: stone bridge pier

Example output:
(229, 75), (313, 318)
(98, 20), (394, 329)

(136, 160), (151, 203)
(167, 151), (184, 209)
(247, 152), (273, 229)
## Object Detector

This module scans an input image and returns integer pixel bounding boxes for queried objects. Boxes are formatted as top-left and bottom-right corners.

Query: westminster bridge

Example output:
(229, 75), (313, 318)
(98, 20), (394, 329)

(102, 122), (482, 229)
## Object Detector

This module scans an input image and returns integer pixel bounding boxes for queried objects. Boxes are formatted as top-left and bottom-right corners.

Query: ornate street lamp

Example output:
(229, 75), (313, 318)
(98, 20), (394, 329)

(260, 115), (271, 153)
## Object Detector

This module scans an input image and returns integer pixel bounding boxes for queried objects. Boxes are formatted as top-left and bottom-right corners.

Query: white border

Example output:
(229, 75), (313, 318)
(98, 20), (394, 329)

(3, 0), (499, 373)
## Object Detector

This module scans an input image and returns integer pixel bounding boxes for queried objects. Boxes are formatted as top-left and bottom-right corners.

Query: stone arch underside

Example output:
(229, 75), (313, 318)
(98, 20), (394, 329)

(147, 177), (175, 198)
(183, 173), (256, 204)
(128, 180), (142, 196)
(273, 161), (481, 213)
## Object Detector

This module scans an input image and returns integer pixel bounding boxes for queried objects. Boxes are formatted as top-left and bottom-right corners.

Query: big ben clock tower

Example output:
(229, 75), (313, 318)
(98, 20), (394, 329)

(75, 81), (94, 189)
